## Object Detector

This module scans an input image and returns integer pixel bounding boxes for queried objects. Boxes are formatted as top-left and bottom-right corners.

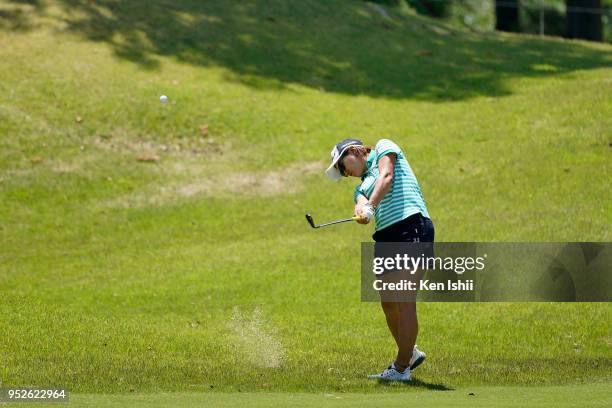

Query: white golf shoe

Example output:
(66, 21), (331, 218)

(410, 345), (426, 370)
(367, 363), (411, 381)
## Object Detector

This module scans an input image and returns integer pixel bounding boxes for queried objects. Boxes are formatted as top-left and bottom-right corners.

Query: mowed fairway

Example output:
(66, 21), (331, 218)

(0, 0), (611, 405)
(15, 383), (612, 407)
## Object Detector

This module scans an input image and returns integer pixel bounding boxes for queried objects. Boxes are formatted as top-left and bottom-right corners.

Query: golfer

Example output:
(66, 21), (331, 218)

(325, 138), (434, 381)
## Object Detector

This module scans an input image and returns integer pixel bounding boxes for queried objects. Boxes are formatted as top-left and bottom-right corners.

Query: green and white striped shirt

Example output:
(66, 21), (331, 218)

(353, 139), (430, 231)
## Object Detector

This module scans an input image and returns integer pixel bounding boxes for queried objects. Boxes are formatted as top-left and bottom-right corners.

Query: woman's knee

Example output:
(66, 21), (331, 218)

(397, 301), (417, 314)
(381, 301), (399, 315)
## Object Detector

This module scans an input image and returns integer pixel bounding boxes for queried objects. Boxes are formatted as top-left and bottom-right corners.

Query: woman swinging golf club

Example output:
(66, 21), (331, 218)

(325, 138), (434, 381)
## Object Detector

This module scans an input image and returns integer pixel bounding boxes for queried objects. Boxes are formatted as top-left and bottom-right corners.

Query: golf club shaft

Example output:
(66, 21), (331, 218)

(316, 216), (359, 228)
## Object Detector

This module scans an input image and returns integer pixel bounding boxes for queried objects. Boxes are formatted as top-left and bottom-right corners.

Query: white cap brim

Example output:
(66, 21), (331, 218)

(325, 143), (355, 181)
(325, 163), (343, 181)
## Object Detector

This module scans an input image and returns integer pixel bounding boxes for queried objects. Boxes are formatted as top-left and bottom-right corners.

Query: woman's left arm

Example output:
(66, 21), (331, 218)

(367, 153), (396, 208)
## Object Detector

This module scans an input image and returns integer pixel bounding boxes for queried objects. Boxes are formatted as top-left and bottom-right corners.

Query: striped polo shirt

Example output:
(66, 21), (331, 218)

(353, 139), (430, 231)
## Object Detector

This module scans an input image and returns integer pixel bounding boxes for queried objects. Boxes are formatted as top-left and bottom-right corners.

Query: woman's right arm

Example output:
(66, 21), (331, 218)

(354, 194), (370, 224)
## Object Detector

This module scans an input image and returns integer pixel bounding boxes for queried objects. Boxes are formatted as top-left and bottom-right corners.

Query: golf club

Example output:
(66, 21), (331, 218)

(305, 213), (360, 229)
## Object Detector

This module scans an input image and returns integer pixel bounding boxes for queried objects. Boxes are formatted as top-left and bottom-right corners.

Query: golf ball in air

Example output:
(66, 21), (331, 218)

(160, 95), (168, 104)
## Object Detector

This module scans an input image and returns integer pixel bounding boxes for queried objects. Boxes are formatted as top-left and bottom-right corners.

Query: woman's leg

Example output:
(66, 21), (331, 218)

(394, 267), (424, 369)
(395, 301), (418, 370)
(381, 301), (400, 347)
(380, 300), (418, 370)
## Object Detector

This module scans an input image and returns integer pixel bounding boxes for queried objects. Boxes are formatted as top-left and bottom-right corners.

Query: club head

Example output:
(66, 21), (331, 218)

(305, 213), (317, 228)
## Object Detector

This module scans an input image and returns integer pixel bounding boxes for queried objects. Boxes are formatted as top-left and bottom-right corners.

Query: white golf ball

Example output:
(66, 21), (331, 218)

(160, 95), (168, 104)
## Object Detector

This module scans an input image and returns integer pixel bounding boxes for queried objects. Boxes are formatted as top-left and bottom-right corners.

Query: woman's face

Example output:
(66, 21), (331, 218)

(338, 152), (366, 177)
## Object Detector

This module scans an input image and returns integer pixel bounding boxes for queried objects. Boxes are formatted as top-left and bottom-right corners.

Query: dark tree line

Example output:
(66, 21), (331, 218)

(367, 0), (605, 42)
(495, 0), (604, 42)
(495, 0), (520, 32)
(566, 0), (603, 41)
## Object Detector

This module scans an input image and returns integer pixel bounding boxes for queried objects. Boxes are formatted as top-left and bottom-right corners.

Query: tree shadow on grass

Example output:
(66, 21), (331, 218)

(376, 377), (454, 390)
(1, 0), (611, 101)
(0, 0), (44, 31)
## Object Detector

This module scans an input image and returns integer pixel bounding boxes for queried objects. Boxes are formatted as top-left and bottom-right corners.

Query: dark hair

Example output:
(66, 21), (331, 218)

(345, 145), (372, 157)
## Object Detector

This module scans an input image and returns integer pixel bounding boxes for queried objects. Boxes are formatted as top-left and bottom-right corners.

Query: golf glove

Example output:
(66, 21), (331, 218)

(360, 203), (375, 221)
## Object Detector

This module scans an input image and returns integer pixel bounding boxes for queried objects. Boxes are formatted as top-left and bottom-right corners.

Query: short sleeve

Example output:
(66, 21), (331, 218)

(376, 139), (401, 160)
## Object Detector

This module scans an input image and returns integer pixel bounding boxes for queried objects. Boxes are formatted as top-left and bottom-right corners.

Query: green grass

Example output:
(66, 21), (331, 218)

(0, 0), (611, 403)
(15, 383), (612, 407)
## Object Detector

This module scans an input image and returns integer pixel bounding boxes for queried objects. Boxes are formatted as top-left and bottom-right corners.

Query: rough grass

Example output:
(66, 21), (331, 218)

(0, 0), (610, 399)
